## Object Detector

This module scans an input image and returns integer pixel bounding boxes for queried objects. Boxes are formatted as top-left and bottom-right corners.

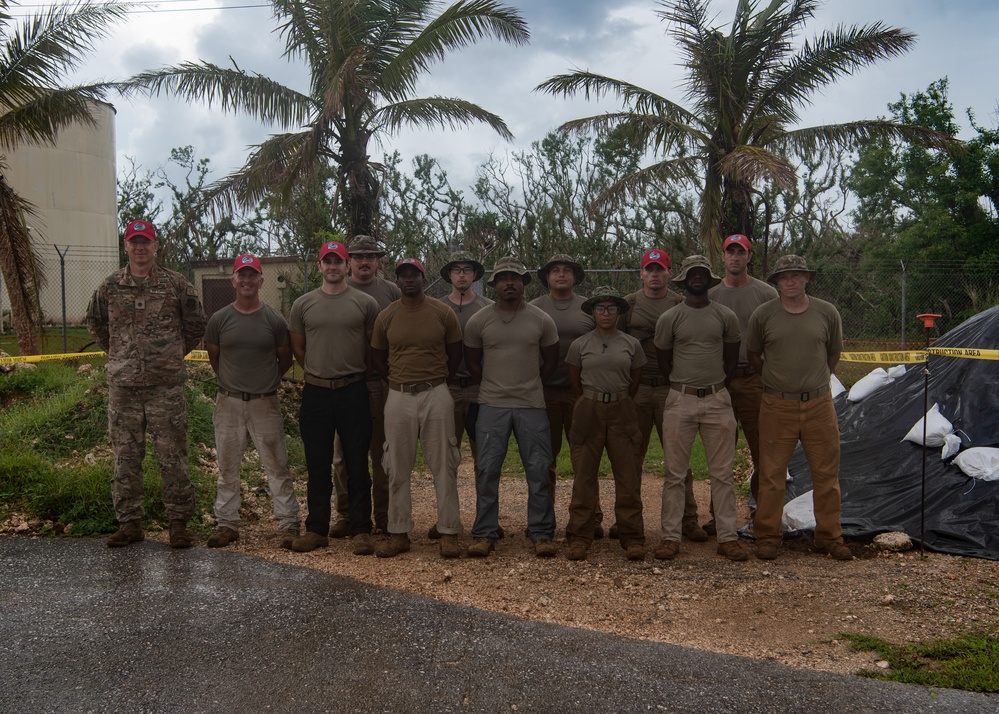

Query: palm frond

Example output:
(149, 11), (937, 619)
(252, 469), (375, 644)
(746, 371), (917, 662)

(713, 143), (796, 189)
(0, 83), (111, 150)
(593, 155), (702, 210)
(374, 96), (513, 140)
(778, 120), (960, 155)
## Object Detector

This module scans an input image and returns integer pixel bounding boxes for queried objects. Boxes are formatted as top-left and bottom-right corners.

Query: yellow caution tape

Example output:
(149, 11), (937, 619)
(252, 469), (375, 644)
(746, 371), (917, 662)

(840, 351), (927, 364)
(1, 350), (209, 365)
(926, 346), (999, 361)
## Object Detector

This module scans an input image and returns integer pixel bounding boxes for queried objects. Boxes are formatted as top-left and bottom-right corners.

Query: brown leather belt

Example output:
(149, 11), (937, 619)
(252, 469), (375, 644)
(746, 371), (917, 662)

(581, 388), (628, 404)
(764, 384), (831, 401)
(640, 376), (665, 387)
(734, 365), (756, 377)
(389, 377), (446, 394)
(217, 389), (277, 401)
(304, 373), (364, 390)
(670, 382), (726, 398)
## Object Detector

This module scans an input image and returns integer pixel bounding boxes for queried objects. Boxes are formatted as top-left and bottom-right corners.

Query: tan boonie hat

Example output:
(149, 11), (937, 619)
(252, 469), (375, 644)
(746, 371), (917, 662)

(767, 254), (816, 284)
(440, 249), (485, 283)
(671, 254), (722, 289)
(348, 235), (386, 256)
(537, 253), (585, 288)
(581, 286), (629, 315)
(487, 256), (532, 287)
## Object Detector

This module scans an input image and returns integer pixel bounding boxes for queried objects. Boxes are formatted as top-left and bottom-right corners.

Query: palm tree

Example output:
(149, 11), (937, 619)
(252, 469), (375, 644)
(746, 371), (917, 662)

(126, 0), (529, 240)
(537, 0), (957, 261)
(0, 0), (130, 355)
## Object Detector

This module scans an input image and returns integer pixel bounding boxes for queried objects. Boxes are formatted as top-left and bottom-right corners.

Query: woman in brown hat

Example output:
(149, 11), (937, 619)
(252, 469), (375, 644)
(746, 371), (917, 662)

(564, 286), (647, 561)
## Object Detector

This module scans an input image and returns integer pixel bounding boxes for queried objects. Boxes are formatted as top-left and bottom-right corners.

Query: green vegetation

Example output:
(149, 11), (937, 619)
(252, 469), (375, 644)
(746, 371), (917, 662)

(842, 631), (999, 693)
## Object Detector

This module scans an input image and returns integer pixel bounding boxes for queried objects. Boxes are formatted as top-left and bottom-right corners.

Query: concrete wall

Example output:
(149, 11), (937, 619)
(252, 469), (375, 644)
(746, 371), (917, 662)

(191, 256), (302, 319)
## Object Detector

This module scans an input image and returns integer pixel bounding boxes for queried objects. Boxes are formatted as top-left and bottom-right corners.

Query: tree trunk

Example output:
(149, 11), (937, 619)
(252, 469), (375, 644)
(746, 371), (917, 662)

(0, 177), (42, 355)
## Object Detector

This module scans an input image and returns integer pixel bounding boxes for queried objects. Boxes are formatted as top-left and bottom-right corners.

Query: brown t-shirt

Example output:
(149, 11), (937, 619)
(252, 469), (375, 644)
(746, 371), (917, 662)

(529, 293), (594, 388)
(205, 303), (289, 394)
(348, 276), (401, 310)
(372, 298), (462, 383)
(566, 331), (646, 393)
(747, 297), (843, 393)
(289, 287), (378, 377)
(708, 278), (778, 365)
(463, 303), (559, 409)
(623, 289), (683, 380)
(654, 301), (741, 387)
(440, 293), (493, 381)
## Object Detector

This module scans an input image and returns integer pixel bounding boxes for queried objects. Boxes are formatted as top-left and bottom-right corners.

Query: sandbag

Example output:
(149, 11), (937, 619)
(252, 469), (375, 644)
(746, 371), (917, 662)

(830, 373), (846, 399)
(902, 403), (953, 447)
(847, 368), (890, 402)
(953, 448), (999, 482)
(781, 490), (815, 531)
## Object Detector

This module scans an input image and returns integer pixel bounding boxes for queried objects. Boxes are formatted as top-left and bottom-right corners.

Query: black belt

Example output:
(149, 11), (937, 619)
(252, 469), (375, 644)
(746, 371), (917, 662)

(218, 389), (277, 401)
(640, 376), (665, 387)
(389, 377), (446, 394)
(304, 373), (364, 390)
(581, 388), (628, 403)
(764, 384), (831, 401)
(670, 382), (726, 398)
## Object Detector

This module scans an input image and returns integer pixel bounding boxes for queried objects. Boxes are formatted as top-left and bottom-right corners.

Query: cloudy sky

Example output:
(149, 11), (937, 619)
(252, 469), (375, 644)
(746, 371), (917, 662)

(53, 0), (999, 197)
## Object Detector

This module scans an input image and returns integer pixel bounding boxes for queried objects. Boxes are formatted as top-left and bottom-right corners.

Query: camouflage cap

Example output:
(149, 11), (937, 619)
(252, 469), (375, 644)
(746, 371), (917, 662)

(348, 235), (386, 256)
(671, 254), (721, 289)
(537, 253), (585, 288)
(487, 256), (532, 287)
(440, 250), (485, 283)
(581, 286), (629, 315)
(767, 254), (816, 284)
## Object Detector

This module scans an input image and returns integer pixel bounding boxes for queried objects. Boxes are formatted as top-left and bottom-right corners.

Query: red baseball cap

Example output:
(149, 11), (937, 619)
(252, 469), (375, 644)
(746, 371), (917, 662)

(723, 234), (752, 251)
(319, 240), (348, 262)
(125, 219), (157, 242)
(395, 258), (426, 277)
(641, 249), (671, 270)
(232, 253), (262, 273)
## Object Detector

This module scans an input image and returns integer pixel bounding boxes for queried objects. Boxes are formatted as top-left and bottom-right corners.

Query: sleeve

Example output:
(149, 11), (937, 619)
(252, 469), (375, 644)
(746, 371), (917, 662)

(443, 307), (462, 344)
(371, 312), (389, 350)
(565, 336), (583, 367)
(828, 306), (844, 353)
(271, 310), (290, 347)
(631, 338), (648, 369)
(204, 311), (222, 347)
(85, 284), (110, 353)
(653, 310), (674, 351)
(723, 307), (742, 343)
(463, 312), (483, 349)
(746, 307), (764, 354)
(289, 298), (305, 334)
(179, 279), (207, 353)
(363, 297), (379, 330)
(540, 313), (559, 348)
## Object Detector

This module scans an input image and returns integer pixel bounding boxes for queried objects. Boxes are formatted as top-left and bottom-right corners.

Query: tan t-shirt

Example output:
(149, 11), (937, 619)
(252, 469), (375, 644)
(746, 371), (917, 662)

(654, 301), (741, 387)
(372, 298), (462, 383)
(747, 297), (843, 393)
(708, 278), (778, 365)
(566, 331), (646, 393)
(349, 276), (401, 310)
(463, 303), (559, 409)
(289, 287), (378, 377)
(440, 293), (493, 381)
(623, 289), (683, 380)
(529, 293), (594, 388)
(205, 303), (289, 394)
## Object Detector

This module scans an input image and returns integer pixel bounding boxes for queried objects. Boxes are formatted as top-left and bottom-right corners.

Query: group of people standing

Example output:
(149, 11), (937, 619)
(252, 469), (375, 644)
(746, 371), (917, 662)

(87, 219), (851, 563)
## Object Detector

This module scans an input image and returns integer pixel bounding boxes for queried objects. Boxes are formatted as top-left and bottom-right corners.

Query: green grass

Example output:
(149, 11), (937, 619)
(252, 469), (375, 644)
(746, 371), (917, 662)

(841, 631), (999, 693)
(0, 326), (99, 356)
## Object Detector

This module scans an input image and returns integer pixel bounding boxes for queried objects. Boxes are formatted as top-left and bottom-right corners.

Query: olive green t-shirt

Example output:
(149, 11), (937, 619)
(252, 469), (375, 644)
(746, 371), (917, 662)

(371, 298), (462, 383)
(623, 289), (683, 380)
(440, 293), (493, 381)
(708, 278), (778, 365)
(289, 287), (378, 377)
(463, 303), (559, 409)
(529, 293), (594, 388)
(654, 301), (741, 387)
(205, 303), (289, 394)
(746, 297), (843, 393)
(348, 276), (401, 310)
(566, 331), (646, 393)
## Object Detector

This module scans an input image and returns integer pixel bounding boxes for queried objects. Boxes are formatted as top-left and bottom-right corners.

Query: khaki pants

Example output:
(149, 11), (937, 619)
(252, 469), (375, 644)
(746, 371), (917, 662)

(727, 373), (765, 506)
(333, 377), (388, 529)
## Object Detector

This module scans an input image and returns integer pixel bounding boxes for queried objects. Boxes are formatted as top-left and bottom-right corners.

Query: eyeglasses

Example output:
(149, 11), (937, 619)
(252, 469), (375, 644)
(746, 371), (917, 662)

(592, 305), (620, 315)
(450, 266), (475, 275)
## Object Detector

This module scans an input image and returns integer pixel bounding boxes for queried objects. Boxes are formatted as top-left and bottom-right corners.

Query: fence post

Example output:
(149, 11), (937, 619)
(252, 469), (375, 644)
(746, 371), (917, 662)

(900, 260), (907, 349)
(303, 251), (310, 293)
(55, 245), (70, 353)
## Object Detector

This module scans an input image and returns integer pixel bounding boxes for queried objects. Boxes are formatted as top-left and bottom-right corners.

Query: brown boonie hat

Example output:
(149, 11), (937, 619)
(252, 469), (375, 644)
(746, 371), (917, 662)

(440, 249), (485, 283)
(487, 256), (532, 287)
(671, 254), (721, 289)
(348, 235), (386, 256)
(537, 253), (585, 288)
(581, 286), (629, 315)
(767, 254), (816, 284)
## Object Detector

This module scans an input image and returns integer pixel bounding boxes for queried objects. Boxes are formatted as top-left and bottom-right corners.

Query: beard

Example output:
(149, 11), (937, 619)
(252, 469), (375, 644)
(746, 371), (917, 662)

(684, 283), (709, 296)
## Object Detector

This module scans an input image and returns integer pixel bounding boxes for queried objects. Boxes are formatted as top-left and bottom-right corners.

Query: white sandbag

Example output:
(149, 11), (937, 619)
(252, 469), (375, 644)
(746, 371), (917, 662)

(941, 433), (962, 460)
(886, 365), (907, 380)
(847, 367), (890, 402)
(953, 448), (999, 481)
(902, 403), (954, 447)
(781, 490), (815, 531)
(830, 373), (846, 398)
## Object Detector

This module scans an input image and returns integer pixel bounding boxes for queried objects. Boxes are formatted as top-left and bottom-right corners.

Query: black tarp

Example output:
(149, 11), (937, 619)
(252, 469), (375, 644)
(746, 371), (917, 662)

(784, 304), (999, 560)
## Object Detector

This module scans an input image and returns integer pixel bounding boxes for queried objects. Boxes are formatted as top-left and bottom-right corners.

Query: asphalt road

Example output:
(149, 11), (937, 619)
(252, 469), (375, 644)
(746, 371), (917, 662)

(1, 537), (994, 713)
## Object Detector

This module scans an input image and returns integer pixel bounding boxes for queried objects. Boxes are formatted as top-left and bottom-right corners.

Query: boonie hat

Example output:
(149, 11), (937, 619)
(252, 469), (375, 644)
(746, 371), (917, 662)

(767, 254), (817, 284)
(723, 234), (752, 251)
(671, 254), (722, 289)
(641, 249), (671, 270)
(232, 253), (262, 273)
(486, 256), (532, 287)
(537, 253), (585, 288)
(581, 286), (629, 315)
(125, 219), (157, 242)
(395, 258), (426, 277)
(319, 240), (348, 262)
(348, 235), (386, 256)
(440, 249), (485, 283)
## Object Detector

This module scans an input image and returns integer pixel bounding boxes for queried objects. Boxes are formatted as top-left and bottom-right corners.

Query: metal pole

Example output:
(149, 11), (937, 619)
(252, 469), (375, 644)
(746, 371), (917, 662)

(55, 245), (69, 353)
(900, 260), (907, 350)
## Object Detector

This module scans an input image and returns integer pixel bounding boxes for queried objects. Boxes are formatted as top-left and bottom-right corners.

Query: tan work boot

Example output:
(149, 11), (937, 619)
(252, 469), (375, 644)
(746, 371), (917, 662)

(106, 521), (144, 548)
(566, 541), (588, 561)
(375, 533), (411, 558)
(624, 542), (645, 561)
(654, 540), (680, 560)
(207, 527), (239, 549)
(169, 520), (194, 549)
(278, 525), (299, 550)
(717, 540), (750, 562)
(467, 538), (494, 557)
(439, 534), (461, 559)
(352, 532), (375, 556)
(328, 519), (351, 538)
(291, 531), (329, 553)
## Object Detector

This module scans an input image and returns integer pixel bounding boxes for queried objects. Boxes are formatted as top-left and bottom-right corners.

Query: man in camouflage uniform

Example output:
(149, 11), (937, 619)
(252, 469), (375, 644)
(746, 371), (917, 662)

(86, 219), (206, 548)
